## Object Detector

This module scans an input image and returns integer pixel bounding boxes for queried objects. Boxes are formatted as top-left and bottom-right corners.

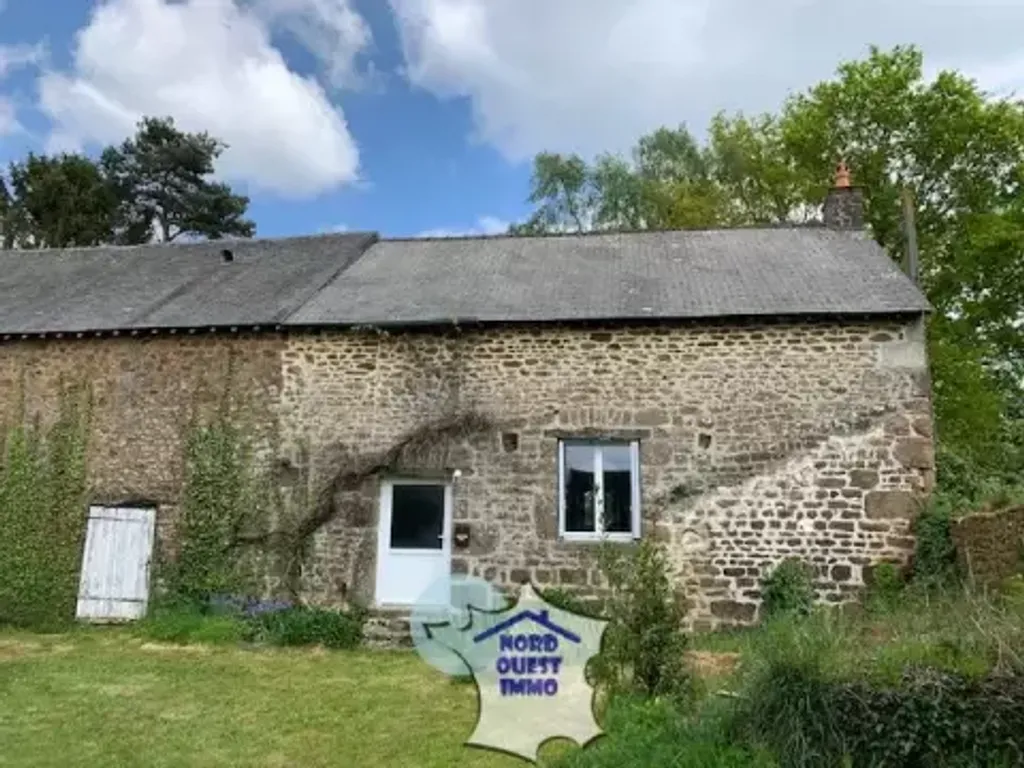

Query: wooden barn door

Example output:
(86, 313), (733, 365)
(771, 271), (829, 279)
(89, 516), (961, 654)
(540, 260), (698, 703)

(76, 506), (156, 621)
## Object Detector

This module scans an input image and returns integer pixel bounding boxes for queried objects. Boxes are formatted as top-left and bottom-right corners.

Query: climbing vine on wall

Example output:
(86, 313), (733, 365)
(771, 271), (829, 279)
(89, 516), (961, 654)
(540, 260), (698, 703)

(162, 417), (260, 607)
(166, 328), (497, 607)
(0, 384), (91, 629)
(236, 410), (497, 600)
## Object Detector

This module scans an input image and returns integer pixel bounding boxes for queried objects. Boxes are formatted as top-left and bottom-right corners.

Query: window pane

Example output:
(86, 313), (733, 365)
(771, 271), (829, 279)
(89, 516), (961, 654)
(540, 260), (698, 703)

(564, 444), (596, 532)
(390, 484), (445, 549)
(602, 444), (633, 533)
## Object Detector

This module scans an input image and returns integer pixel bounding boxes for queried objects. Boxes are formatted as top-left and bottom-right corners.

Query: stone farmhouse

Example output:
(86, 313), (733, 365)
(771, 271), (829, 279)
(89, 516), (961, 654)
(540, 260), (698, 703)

(0, 173), (933, 630)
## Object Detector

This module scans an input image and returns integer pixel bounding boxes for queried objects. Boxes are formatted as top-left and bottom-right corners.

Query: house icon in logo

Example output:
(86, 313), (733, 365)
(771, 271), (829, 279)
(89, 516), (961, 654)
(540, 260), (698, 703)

(472, 609), (582, 644)
(411, 581), (608, 763)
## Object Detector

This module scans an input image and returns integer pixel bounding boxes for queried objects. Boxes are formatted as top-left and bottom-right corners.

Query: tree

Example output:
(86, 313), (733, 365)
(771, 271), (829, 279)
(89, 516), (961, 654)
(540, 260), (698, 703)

(0, 177), (11, 250)
(706, 113), (809, 224)
(509, 153), (593, 234)
(514, 45), (1024, 493)
(100, 116), (255, 244)
(0, 153), (116, 249)
(778, 46), (1024, 322)
(509, 127), (726, 235)
(775, 46), (1024, 484)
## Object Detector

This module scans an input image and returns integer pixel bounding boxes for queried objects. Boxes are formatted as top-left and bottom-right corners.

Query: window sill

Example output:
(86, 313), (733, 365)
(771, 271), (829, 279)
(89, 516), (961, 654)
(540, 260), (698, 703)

(558, 532), (639, 544)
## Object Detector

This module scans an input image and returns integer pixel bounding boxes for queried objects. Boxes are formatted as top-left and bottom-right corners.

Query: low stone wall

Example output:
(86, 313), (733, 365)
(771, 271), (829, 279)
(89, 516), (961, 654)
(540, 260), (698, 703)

(951, 506), (1024, 589)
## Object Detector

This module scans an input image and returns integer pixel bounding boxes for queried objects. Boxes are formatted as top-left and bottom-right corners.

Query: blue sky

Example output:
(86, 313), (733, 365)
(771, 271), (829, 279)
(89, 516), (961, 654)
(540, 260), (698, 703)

(1, 0), (1023, 239)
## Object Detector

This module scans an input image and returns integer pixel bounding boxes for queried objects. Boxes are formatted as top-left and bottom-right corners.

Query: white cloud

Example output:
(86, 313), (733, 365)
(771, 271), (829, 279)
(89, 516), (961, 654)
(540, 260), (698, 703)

(38, 0), (363, 197)
(0, 42), (45, 79)
(0, 99), (18, 137)
(416, 214), (509, 238)
(389, 0), (1024, 162)
(0, 41), (45, 137)
(247, 0), (377, 89)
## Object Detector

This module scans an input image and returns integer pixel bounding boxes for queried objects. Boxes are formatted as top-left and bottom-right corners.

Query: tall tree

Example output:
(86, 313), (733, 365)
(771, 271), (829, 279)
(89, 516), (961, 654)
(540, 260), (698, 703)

(510, 126), (726, 234)
(0, 153), (116, 249)
(0, 176), (11, 250)
(100, 116), (255, 244)
(514, 45), (1024, 494)
(776, 46), (1024, 484)
(509, 153), (593, 234)
(706, 113), (809, 224)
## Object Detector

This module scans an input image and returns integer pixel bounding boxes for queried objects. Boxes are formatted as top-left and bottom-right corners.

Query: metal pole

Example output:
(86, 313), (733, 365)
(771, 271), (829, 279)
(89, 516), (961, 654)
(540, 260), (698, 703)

(902, 188), (920, 284)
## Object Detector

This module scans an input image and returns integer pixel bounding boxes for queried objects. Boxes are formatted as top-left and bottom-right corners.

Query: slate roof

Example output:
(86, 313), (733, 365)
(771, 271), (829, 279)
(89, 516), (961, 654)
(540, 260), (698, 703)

(0, 227), (929, 336)
(0, 233), (376, 334)
(292, 228), (930, 326)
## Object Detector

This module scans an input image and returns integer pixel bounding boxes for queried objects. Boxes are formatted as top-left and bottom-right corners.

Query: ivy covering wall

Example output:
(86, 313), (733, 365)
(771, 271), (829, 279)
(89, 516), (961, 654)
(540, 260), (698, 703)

(0, 387), (91, 629)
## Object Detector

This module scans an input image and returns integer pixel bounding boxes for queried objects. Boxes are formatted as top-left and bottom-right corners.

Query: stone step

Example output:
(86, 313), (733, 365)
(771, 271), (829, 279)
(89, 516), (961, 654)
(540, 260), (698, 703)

(363, 612), (414, 649)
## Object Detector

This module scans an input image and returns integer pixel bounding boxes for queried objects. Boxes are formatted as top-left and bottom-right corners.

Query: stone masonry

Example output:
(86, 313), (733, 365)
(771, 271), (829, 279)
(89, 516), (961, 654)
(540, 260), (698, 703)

(0, 333), (285, 554)
(280, 316), (934, 629)
(0, 314), (935, 630)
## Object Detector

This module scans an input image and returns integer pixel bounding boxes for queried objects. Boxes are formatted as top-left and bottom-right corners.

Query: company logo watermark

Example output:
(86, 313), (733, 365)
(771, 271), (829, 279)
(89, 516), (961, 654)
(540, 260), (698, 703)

(410, 575), (607, 762)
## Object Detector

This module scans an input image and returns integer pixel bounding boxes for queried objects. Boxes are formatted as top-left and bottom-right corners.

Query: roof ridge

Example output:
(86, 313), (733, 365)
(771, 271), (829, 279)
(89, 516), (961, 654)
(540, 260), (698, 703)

(1, 230), (380, 258)
(0, 224), (848, 256)
(382, 222), (832, 244)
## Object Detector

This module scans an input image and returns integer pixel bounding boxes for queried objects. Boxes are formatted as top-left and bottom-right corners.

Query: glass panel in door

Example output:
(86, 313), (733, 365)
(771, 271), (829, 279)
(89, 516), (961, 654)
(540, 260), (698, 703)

(389, 484), (445, 550)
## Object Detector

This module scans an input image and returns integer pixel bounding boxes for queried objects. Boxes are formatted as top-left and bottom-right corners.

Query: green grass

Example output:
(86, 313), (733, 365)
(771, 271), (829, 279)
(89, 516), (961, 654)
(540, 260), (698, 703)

(4, 587), (1022, 767)
(552, 696), (776, 768)
(691, 585), (1024, 686)
(0, 628), (578, 767)
(134, 609), (248, 646)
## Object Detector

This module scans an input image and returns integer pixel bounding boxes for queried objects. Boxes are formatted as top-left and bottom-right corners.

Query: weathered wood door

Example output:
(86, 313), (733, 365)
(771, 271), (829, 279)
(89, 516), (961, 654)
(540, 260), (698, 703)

(76, 505), (156, 621)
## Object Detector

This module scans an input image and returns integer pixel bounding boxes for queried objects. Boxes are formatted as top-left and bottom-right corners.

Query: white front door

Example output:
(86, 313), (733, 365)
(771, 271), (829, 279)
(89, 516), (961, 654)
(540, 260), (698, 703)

(76, 505), (156, 621)
(375, 479), (453, 608)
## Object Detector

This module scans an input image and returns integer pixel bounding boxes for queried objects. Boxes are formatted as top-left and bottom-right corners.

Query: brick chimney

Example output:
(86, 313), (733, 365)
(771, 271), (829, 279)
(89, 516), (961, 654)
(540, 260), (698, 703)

(823, 160), (865, 229)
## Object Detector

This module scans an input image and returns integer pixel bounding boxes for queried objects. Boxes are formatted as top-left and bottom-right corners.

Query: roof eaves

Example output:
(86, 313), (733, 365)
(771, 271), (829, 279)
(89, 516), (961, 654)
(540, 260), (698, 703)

(295, 307), (931, 332)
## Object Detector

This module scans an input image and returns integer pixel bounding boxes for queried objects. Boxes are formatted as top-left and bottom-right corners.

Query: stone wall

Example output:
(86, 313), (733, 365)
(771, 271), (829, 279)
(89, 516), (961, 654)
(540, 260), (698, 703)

(0, 333), (284, 554)
(0, 316), (935, 629)
(951, 506), (1024, 589)
(278, 317), (934, 629)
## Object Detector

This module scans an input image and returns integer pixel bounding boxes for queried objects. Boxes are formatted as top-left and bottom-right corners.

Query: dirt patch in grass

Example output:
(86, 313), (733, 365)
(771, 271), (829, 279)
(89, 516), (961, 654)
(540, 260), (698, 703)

(137, 641), (213, 654)
(687, 651), (741, 678)
(0, 638), (43, 659)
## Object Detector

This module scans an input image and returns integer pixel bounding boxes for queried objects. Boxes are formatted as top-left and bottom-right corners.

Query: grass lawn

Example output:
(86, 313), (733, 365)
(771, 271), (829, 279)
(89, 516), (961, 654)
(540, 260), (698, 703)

(0, 629), (578, 768)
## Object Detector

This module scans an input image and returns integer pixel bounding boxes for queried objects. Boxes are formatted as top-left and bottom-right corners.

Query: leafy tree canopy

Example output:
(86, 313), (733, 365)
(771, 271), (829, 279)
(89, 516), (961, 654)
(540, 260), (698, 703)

(0, 116), (255, 249)
(515, 45), (1024, 495)
(101, 116), (254, 244)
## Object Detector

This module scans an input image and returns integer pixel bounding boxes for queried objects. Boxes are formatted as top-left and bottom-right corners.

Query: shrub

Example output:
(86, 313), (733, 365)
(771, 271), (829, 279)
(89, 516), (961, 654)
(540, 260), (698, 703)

(760, 558), (816, 621)
(593, 539), (693, 701)
(742, 667), (1024, 767)
(137, 603), (246, 645)
(540, 587), (607, 619)
(554, 695), (777, 768)
(243, 604), (367, 649)
(734, 612), (1024, 767)
(911, 495), (959, 588)
(864, 562), (904, 612)
(912, 485), (1024, 591)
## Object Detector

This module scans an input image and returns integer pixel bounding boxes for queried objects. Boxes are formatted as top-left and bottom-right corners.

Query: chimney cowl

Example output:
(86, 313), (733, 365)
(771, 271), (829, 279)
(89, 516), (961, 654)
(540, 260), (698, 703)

(834, 160), (851, 188)
(823, 160), (864, 230)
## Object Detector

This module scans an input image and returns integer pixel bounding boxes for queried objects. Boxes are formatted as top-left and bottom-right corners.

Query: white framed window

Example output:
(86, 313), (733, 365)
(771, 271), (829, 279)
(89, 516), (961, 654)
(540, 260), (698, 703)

(557, 439), (641, 541)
